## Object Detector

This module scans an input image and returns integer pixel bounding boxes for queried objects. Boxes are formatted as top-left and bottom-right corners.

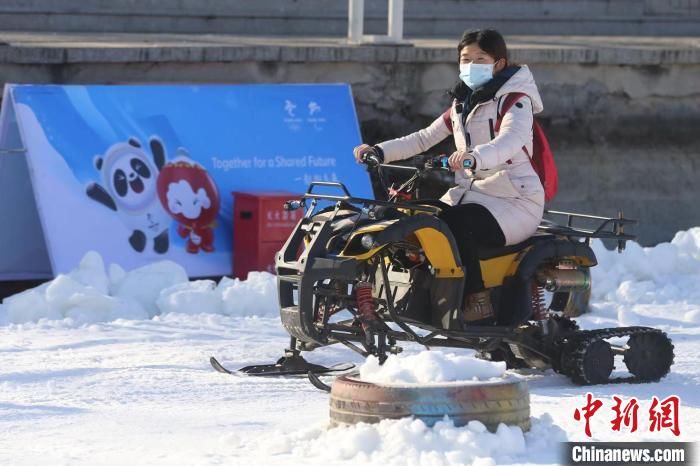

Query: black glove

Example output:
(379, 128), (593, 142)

(353, 144), (384, 167)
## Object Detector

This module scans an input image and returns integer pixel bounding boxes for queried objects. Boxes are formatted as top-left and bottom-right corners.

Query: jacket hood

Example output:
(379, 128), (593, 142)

(496, 65), (543, 114)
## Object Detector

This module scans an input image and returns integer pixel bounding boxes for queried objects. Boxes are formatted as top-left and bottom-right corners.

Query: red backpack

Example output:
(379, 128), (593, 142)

(496, 92), (558, 202)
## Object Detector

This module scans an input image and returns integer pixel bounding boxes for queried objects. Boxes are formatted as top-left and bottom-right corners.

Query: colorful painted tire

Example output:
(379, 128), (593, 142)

(329, 376), (530, 432)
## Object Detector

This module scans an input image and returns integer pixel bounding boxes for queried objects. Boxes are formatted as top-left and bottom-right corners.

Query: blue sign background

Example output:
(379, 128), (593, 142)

(9, 84), (369, 276)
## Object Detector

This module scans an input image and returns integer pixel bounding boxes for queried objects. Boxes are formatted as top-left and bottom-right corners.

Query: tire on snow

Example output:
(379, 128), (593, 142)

(329, 376), (530, 432)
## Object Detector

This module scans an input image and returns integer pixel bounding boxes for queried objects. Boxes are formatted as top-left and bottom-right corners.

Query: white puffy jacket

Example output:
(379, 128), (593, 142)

(377, 65), (545, 246)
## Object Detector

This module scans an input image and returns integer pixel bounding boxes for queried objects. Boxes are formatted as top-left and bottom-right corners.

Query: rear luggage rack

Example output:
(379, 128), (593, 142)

(539, 210), (637, 251)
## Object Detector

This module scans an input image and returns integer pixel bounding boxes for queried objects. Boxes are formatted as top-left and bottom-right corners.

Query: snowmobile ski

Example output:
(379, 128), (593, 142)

(210, 355), (354, 377)
(307, 371), (332, 392)
(308, 367), (360, 392)
(209, 356), (235, 375)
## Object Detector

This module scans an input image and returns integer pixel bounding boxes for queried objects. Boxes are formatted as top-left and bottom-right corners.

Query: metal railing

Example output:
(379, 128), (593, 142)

(348, 0), (406, 44)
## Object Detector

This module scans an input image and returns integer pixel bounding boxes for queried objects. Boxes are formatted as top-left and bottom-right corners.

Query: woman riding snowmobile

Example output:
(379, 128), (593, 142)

(210, 30), (674, 389)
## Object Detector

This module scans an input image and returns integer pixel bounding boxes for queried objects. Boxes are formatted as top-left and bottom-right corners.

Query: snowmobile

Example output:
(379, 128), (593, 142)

(211, 153), (674, 389)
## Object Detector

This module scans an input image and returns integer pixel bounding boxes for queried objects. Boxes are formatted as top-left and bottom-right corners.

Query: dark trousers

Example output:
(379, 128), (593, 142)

(438, 203), (506, 294)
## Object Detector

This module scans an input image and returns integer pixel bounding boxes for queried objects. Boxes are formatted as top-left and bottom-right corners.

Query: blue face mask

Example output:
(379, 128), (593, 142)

(459, 63), (494, 90)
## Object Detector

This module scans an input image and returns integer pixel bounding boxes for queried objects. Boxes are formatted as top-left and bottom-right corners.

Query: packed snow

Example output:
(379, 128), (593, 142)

(589, 230), (700, 327)
(0, 251), (278, 326)
(359, 351), (507, 385)
(2, 229), (700, 465)
(238, 414), (567, 466)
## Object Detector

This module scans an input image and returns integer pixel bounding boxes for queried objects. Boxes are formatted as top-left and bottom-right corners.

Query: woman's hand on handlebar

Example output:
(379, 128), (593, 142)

(353, 144), (383, 166)
(447, 150), (476, 171)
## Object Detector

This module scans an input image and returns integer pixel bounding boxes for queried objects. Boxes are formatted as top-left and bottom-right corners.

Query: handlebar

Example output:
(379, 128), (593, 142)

(360, 153), (473, 172)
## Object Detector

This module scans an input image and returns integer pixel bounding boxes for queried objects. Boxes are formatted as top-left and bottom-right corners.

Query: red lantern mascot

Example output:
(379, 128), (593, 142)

(156, 154), (220, 254)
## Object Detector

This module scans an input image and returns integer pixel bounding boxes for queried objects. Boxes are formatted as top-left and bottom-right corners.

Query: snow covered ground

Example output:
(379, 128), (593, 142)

(1, 230), (700, 465)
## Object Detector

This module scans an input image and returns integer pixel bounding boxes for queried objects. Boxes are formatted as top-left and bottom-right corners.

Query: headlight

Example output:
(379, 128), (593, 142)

(360, 234), (375, 250)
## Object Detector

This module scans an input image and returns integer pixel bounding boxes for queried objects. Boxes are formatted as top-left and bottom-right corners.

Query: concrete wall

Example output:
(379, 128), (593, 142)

(1, 0), (699, 36)
(1, 35), (698, 244)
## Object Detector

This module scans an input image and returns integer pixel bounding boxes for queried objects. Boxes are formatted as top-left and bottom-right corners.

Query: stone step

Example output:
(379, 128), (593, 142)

(1, 0), (698, 36)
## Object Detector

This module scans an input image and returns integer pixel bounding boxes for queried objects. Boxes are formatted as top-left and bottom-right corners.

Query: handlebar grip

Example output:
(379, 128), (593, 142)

(364, 154), (381, 167)
(360, 150), (382, 170)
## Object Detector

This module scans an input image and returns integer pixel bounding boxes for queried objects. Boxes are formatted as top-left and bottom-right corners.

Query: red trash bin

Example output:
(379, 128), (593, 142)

(232, 192), (300, 279)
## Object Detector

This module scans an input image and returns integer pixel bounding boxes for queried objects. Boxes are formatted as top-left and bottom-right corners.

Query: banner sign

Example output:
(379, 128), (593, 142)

(0, 84), (369, 279)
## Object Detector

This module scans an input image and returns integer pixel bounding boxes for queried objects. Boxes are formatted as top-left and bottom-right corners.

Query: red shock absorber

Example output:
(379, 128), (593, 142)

(531, 282), (547, 321)
(355, 281), (378, 326)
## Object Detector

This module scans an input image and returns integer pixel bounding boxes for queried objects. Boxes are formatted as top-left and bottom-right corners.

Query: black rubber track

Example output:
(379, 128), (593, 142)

(624, 332), (675, 381)
(558, 327), (674, 385)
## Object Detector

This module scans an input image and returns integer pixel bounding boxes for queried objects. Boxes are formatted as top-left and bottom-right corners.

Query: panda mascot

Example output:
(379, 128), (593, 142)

(86, 136), (172, 254)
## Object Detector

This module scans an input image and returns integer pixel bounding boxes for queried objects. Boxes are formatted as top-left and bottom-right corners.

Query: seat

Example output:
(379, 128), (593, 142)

(477, 232), (555, 260)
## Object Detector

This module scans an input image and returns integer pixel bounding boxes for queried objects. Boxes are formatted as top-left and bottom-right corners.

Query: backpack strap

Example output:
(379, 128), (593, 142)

(495, 92), (528, 133)
(495, 92), (531, 165)
(441, 106), (452, 132)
